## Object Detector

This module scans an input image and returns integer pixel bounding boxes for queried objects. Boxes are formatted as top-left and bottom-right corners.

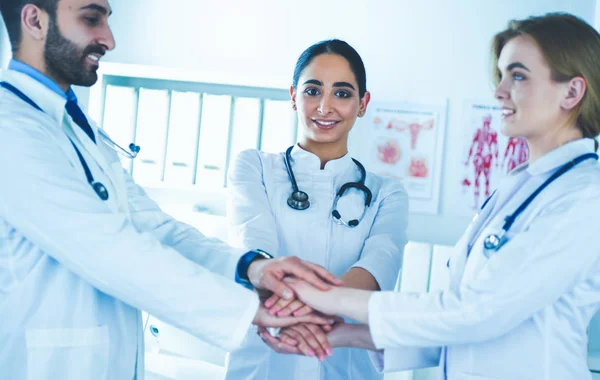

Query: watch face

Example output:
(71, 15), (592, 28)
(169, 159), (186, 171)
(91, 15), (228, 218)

(255, 249), (273, 259)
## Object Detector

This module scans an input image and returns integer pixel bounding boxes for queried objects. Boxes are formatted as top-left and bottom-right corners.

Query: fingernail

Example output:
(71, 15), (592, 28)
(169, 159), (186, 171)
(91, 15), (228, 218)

(326, 348), (333, 356)
(269, 309), (277, 316)
(308, 350), (315, 356)
(282, 290), (292, 300)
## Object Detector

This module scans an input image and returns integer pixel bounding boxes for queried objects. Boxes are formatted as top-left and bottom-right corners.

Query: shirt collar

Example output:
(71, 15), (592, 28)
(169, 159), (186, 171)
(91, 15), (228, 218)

(289, 144), (354, 174)
(523, 138), (597, 176)
(8, 59), (77, 102)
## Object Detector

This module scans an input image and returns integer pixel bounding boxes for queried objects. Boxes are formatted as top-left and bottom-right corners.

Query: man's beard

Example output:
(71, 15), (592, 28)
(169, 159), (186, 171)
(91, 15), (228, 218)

(44, 17), (103, 87)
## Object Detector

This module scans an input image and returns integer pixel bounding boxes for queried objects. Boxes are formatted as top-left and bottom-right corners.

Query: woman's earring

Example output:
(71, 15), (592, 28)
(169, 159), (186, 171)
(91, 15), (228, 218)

(358, 110), (364, 117)
(292, 102), (297, 110)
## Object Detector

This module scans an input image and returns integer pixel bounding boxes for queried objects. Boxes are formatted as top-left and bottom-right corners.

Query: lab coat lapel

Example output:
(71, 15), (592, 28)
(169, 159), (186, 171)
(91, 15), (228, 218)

(65, 116), (112, 173)
(87, 121), (131, 216)
(2, 70), (130, 215)
(62, 119), (125, 213)
(448, 167), (531, 289)
(448, 195), (497, 290)
(484, 168), (528, 222)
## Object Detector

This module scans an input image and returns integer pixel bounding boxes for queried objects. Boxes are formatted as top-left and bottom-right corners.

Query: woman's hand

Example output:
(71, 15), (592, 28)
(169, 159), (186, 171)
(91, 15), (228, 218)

(326, 323), (378, 351)
(258, 318), (344, 360)
(253, 305), (334, 328)
(257, 326), (301, 355)
(279, 323), (333, 361)
(282, 277), (339, 316)
(264, 294), (313, 317)
(284, 277), (373, 323)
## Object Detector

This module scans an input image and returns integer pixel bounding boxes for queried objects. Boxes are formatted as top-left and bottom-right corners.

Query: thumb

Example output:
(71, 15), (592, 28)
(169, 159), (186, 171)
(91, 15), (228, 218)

(262, 274), (294, 300)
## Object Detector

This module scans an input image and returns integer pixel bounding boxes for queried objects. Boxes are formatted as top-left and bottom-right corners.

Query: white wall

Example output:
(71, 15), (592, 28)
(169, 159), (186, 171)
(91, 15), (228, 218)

(93, 0), (595, 245)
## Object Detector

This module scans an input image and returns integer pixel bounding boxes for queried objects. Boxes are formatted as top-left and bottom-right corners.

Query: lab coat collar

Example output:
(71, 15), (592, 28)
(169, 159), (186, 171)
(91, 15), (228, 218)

(289, 143), (354, 173)
(525, 138), (596, 176)
(0, 69), (68, 126)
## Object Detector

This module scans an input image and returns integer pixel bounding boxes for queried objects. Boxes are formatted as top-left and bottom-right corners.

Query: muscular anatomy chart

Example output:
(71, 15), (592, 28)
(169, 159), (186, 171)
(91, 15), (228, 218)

(458, 102), (529, 211)
(502, 136), (529, 174)
(463, 114), (499, 208)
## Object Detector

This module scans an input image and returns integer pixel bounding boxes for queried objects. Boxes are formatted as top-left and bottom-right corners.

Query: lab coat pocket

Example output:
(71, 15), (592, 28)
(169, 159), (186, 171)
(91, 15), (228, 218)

(26, 325), (110, 380)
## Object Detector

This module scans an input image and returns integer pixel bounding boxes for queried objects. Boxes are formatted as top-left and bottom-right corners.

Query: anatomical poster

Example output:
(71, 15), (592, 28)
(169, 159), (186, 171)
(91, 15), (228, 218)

(360, 100), (447, 214)
(458, 100), (529, 212)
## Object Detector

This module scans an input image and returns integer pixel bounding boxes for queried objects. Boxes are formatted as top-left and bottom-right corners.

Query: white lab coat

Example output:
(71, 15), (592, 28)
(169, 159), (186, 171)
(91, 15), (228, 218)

(0, 70), (259, 380)
(368, 138), (600, 379)
(224, 146), (409, 380)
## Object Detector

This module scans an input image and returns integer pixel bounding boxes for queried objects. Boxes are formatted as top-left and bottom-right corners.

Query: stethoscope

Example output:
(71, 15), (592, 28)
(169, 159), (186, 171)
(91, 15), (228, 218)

(0, 81), (140, 201)
(283, 145), (372, 227)
(481, 152), (598, 257)
(97, 129), (141, 160)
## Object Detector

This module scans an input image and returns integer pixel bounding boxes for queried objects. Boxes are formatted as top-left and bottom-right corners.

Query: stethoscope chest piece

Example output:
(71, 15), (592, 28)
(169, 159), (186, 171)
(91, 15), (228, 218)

(93, 182), (109, 201)
(482, 233), (506, 258)
(128, 143), (141, 156)
(287, 190), (310, 210)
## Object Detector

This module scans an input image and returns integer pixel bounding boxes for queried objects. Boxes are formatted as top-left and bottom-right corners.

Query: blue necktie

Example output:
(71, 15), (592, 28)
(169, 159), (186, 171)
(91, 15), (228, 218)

(65, 100), (96, 144)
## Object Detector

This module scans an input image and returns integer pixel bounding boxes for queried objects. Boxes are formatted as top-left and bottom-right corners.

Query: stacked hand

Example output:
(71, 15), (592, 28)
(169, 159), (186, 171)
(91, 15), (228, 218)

(245, 256), (345, 361)
(264, 293), (313, 317)
(258, 320), (342, 361)
(247, 256), (343, 301)
(259, 291), (341, 361)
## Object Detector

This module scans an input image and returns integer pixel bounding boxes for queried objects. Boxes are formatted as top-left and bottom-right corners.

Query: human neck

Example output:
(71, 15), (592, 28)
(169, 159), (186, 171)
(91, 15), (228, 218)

(298, 139), (348, 169)
(526, 126), (584, 165)
(13, 51), (70, 92)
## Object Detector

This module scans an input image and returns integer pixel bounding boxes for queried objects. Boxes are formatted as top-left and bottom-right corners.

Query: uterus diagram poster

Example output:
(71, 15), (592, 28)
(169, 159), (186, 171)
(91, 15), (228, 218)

(457, 100), (529, 213)
(359, 100), (447, 214)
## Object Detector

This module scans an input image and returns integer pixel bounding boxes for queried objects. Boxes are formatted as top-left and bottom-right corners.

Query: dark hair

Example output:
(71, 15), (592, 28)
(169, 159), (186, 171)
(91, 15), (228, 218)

(292, 39), (367, 98)
(492, 12), (600, 150)
(0, 0), (58, 52)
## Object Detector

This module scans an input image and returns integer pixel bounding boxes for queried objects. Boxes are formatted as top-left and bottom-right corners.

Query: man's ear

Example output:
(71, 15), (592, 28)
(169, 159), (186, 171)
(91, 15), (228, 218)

(21, 4), (49, 42)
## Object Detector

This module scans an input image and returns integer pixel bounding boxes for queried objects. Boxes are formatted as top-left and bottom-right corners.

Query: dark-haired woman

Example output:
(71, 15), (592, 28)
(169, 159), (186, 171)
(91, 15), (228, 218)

(224, 39), (410, 380)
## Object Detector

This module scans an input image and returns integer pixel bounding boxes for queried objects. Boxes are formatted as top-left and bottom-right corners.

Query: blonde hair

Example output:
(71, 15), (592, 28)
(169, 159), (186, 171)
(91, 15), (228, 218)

(492, 13), (600, 151)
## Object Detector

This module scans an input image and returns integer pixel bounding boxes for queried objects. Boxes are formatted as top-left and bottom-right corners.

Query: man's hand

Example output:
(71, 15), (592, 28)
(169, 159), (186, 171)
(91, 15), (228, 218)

(248, 256), (343, 300)
(253, 305), (335, 328)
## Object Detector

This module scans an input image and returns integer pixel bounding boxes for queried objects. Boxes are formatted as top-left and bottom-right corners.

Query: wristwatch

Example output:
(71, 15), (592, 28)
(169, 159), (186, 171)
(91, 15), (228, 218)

(235, 249), (273, 289)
